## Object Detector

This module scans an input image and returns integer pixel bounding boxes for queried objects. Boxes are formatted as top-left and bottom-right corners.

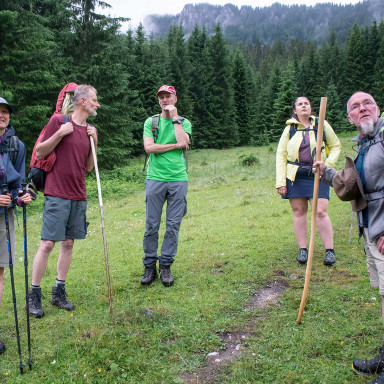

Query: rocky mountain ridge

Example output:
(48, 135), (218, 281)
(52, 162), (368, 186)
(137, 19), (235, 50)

(144, 1), (383, 44)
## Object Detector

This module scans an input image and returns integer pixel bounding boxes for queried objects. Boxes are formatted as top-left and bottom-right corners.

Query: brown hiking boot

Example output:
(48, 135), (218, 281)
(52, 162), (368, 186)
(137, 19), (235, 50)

(159, 265), (174, 287)
(51, 285), (74, 311)
(28, 288), (44, 318)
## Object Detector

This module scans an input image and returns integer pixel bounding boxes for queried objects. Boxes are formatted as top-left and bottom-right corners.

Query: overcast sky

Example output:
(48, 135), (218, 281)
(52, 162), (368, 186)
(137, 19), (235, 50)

(99, 0), (363, 29)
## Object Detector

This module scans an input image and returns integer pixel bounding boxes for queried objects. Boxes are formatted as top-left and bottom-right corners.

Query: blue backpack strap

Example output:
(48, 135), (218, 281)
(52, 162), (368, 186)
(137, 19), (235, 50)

(63, 115), (70, 124)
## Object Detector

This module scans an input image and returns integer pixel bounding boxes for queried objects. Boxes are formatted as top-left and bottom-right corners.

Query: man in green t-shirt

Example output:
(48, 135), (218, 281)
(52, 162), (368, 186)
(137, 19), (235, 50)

(142, 85), (192, 286)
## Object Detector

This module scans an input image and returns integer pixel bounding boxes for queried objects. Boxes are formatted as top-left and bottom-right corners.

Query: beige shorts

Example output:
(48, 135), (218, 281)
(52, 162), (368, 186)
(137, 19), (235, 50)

(364, 228), (384, 296)
(0, 209), (16, 268)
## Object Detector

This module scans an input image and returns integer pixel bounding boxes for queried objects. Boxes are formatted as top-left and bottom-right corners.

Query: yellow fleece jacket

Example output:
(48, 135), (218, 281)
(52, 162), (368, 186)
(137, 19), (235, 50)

(275, 116), (341, 188)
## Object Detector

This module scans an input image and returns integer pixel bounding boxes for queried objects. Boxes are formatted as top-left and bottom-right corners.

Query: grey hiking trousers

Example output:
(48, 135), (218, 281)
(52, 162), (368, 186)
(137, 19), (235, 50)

(143, 180), (188, 268)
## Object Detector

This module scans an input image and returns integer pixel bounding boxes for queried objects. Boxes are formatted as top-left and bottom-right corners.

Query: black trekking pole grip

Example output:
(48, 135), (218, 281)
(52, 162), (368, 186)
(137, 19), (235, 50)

(1, 183), (9, 195)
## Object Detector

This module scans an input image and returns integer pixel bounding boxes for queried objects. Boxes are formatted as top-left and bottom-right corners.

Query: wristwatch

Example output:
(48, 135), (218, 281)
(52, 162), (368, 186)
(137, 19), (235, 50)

(172, 117), (185, 125)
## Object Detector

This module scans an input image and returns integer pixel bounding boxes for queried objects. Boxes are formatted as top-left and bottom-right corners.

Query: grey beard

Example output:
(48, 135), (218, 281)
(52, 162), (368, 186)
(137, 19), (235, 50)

(360, 120), (375, 136)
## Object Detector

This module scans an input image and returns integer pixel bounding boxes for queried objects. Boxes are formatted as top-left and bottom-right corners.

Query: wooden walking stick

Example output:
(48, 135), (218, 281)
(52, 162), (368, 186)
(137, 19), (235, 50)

(90, 136), (113, 314)
(297, 97), (327, 324)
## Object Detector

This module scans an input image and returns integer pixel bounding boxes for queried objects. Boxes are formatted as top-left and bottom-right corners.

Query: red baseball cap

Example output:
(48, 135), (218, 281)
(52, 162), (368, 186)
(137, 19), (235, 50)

(156, 85), (177, 96)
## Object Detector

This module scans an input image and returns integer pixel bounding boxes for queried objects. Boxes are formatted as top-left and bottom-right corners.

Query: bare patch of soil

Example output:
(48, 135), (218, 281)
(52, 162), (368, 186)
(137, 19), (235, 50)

(181, 278), (290, 383)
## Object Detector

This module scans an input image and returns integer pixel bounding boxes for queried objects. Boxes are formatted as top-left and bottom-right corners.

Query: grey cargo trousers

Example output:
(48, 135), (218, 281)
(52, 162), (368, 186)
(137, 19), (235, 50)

(143, 180), (188, 268)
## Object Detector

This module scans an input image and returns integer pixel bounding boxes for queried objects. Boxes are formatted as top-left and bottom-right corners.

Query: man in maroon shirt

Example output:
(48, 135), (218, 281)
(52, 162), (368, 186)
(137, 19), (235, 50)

(28, 85), (99, 318)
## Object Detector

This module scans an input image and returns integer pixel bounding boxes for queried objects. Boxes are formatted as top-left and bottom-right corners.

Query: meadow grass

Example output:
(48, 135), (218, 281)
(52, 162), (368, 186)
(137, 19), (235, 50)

(0, 134), (379, 383)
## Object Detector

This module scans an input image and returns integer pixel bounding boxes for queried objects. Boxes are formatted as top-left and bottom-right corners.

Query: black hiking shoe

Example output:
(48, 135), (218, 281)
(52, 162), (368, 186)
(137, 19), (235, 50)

(324, 250), (336, 266)
(28, 288), (44, 318)
(0, 339), (5, 355)
(296, 249), (308, 264)
(159, 265), (174, 287)
(368, 371), (384, 384)
(51, 285), (74, 311)
(353, 345), (384, 376)
(141, 268), (157, 286)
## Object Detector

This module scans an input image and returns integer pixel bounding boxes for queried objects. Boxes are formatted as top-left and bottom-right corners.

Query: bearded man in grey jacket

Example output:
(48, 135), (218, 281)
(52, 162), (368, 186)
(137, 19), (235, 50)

(315, 91), (384, 384)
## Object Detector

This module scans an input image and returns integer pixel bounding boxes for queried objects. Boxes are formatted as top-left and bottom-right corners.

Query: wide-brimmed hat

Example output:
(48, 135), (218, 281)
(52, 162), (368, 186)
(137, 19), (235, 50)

(0, 97), (13, 113)
(156, 85), (176, 96)
(333, 156), (367, 212)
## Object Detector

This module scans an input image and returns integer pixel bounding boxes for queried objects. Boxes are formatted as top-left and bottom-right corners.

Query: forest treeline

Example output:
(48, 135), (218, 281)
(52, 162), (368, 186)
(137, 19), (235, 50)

(1, 0), (384, 169)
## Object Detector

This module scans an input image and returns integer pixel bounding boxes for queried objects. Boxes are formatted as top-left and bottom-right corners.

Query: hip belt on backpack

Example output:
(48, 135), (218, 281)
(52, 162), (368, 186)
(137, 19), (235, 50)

(287, 160), (312, 167)
(365, 188), (384, 202)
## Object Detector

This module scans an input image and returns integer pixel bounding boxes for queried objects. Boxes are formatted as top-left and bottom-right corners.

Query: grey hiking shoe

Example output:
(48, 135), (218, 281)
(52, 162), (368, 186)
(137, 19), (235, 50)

(28, 288), (44, 318)
(324, 250), (336, 266)
(353, 344), (384, 376)
(159, 265), (174, 287)
(51, 285), (74, 311)
(296, 249), (308, 264)
(141, 268), (157, 286)
(0, 338), (5, 355)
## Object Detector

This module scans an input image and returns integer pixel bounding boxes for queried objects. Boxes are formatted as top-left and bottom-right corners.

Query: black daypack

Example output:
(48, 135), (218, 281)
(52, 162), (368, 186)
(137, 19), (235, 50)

(143, 114), (188, 172)
(289, 117), (327, 144)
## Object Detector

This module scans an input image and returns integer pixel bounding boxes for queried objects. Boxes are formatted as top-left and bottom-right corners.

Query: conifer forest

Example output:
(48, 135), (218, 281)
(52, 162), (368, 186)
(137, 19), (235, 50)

(1, 0), (384, 169)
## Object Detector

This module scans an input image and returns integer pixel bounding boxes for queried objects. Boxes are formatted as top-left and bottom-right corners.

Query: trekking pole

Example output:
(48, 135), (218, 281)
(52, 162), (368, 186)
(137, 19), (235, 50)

(20, 183), (33, 369)
(89, 137), (113, 314)
(1, 184), (25, 374)
(297, 97), (327, 325)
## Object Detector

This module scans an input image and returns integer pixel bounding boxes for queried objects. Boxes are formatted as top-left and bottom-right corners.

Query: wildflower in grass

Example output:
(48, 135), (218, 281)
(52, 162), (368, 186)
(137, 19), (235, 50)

(51, 360), (56, 364)
(5, 372), (8, 376)
(71, 313), (74, 317)
(98, 368), (101, 373)
(340, 341), (344, 345)
(353, 297), (356, 300)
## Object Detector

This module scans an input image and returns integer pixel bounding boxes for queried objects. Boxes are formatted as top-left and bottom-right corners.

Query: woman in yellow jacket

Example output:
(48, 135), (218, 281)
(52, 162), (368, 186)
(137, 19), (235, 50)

(276, 96), (341, 265)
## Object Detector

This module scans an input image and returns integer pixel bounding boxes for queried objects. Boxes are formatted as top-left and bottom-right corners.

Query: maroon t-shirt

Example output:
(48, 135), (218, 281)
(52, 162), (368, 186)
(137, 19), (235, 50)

(41, 115), (92, 200)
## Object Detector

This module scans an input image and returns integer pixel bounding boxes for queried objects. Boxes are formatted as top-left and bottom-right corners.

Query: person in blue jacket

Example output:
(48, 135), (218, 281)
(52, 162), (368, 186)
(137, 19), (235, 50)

(0, 97), (31, 355)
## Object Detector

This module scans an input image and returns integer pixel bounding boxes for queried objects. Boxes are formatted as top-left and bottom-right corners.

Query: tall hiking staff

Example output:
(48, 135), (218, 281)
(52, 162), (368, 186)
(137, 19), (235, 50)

(90, 136), (113, 314)
(1, 184), (24, 374)
(297, 97), (327, 325)
(20, 183), (33, 369)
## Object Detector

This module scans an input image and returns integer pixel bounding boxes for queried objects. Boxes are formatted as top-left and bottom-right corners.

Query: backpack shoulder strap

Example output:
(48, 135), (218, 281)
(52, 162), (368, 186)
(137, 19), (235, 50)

(289, 123), (297, 140)
(152, 114), (160, 142)
(10, 136), (19, 165)
(313, 117), (327, 144)
(63, 115), (70, 124)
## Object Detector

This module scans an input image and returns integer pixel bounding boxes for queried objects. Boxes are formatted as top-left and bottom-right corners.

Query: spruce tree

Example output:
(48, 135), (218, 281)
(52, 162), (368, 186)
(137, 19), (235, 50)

(211, 23), (239, 148)
(232, 50), (253, 145)
(325, 81), (348, 133)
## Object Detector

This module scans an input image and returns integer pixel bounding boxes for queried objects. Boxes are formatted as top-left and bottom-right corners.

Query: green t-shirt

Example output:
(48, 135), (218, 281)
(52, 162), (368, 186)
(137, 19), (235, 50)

(143, 115), (192, 182)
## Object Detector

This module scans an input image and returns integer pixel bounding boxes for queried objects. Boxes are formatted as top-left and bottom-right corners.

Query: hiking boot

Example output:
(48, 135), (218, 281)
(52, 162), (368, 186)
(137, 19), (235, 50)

(324, 250), (336, 266)
(0, 339), (5, 355)
(296, 248), (308, 264)
(28, 288), (44, 318)
(353, 345), (384, 376)
(368, 371), (384, 384)
(141, 268), (157, 286)
(159, 265), (174, 287)
(51, 285), (74, 311)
